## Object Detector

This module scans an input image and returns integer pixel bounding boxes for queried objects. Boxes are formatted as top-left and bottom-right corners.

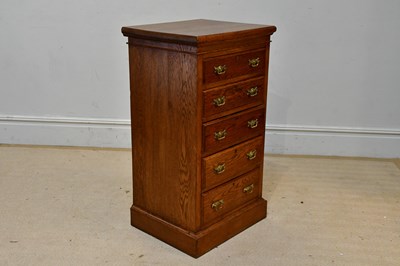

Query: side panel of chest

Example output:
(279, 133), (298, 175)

(129, 43), (201, 231)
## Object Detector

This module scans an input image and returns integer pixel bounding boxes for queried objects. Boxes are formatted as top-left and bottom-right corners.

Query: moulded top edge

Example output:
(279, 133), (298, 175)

(121, 19), (277, 46)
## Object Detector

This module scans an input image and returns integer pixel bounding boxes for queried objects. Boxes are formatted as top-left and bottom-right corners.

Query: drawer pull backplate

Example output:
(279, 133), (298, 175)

(211, 199), (224, 211)
(247, 86), (258, 97)
(213, 96), (226, 107)
(246, 150), (257, 160)
(214, 65), (227, 75)
(248, 58), (260, 68)
(247, 119), (259, 129)
(214, 163), (226, 174)
(243, 184), (255, 194)
(214, 130), (227, 141)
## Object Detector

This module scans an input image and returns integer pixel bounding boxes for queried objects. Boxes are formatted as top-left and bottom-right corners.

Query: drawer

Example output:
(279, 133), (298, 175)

(202, 167), (261, 225)
(203, 107), (265, 155)
(203, 77), (265, 121)
(203, 49), (265, 85)
(202, 136), (264, 191)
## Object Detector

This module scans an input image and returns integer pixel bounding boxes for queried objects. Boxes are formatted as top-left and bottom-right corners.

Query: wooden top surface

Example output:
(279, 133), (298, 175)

(121, 19), (276, 45)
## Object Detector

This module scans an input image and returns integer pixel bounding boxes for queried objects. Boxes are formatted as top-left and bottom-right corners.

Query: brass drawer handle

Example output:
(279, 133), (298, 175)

(247, 119), (259, 129)
(243, 184), (254, 194)
(214, 65), (227, 75)
(248, 58), (260, 68)
(247, 86), (258, 97)
(211, 199), (224, 211)
(213, 96), (226, 107)
(214, 163), (226, 174)
(246, 150), (257, 160)
(214, 130), (227, 141)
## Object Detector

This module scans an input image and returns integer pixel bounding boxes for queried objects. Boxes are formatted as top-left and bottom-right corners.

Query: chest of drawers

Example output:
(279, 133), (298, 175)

(122, 19), (276, 258)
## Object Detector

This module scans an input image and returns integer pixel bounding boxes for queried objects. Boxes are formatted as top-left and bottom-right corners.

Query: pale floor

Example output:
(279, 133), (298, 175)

(0, 145), (399, 266)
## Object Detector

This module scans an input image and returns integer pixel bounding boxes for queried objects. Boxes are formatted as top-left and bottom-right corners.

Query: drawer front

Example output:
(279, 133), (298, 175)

(202, 136), (264, 191)
(203, 50), (265, 85)
(203, 107), (265, 155)
(203, 77), (265, 121)
(202, 167), (261, 225)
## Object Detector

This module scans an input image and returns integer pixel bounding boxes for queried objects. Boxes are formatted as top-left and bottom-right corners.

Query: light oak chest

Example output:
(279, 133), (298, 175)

(122, 19), (276, 257)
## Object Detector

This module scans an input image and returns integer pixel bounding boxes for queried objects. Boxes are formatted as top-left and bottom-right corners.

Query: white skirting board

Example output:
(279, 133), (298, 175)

(0, 115), (131, 149)
(0, 115), (399, 158)
(265, 125), (400, 158)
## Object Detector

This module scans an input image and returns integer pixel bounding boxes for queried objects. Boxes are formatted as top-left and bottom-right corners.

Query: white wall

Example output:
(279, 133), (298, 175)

(1, 0), (399, 157)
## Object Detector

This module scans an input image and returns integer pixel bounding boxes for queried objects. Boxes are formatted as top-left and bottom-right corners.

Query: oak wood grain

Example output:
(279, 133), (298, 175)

(202, 136), (264, 191)
(203, 77), (265, 121)
(131, 198), (267, 258)
(202, 167), (261, 226)
(202, 106), (266, 155)
(203, 49), (265, 85)
(124, 19), (276, 258)
(129, 43), (200, 231)
(122, 19), (276, 46)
